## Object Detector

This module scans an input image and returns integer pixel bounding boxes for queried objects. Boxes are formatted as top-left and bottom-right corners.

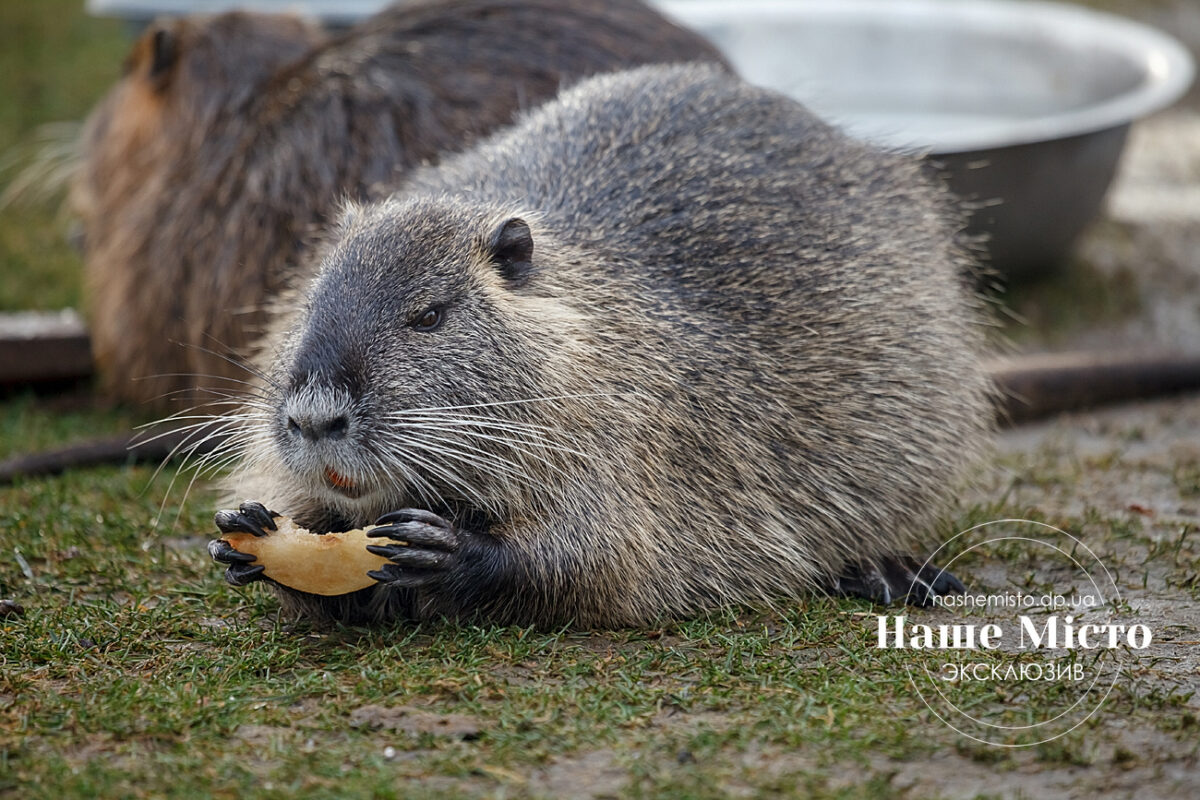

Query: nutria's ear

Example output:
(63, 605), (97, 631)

(148, 27), (179, 90)
(486, 217), (533, 284)
(126, 24), (179, 92)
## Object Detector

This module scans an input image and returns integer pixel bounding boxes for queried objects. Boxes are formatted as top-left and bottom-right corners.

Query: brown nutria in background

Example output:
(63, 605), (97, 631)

(71, 0), (727, 408)
(209, 64), (993, 629)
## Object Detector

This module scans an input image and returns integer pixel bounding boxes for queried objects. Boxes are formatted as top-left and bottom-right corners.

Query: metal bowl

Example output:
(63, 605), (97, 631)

(657, 0), (1194, 279)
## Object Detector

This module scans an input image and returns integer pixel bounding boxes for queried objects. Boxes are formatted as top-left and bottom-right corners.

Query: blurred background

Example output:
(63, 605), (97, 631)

(2, 0), (1200, 366)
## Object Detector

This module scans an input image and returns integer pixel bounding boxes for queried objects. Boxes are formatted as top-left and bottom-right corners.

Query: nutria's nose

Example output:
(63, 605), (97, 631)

(283, 350), (360, 445)
(286, 411), (350, 442)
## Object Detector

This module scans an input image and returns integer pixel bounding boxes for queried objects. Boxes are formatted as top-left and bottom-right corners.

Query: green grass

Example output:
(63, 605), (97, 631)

(3, 410), (1198, 797)
(0, 393), (145, 460)
(8, 389), (1199, 796)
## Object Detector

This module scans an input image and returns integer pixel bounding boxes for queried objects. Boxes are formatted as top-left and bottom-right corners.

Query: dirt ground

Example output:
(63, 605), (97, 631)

(945, 395), (1200, 799)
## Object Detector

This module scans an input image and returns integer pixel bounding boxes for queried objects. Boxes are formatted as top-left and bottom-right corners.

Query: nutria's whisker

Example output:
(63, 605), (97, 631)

(389, 413), (590, 452)
(136, 416), (246, 448)
(393, 418), (588, 462)
(144, 372), (276, 401)
(391, 426), (545, 477)
(392, 412), (591, 457)
(363, 445), (441, 512)
(149, 396), (271, 415)
(173, 343), (285, 394)
(0, 121), (82, 209)
(137, 409), (263, 433)
(390, 412), (562, 436)
(396, 391), (645, 416)
(387, 430), (530, 491)
(385, 428), (534, 487)
(151, 416), (252, 488)
(381, 433), (503, 517)
(154, 422), (256, 528)
(405, 453), (500, 518)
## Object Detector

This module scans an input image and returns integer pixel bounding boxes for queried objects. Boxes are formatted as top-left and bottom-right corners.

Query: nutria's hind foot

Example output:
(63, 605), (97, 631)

(835, 555), (965, 606)
(210, 501), (278, 586)
(365, 509), (462, 589)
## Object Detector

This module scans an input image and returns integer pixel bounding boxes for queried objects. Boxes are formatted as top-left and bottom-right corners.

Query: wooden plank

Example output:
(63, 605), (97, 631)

(987, 350), (1200, 423)
(0, 428), (229, 485)
(0, 310), (94, 385)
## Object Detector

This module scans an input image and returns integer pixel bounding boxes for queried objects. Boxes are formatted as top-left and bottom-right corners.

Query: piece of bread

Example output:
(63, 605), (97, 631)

(220, 517), (390, 596)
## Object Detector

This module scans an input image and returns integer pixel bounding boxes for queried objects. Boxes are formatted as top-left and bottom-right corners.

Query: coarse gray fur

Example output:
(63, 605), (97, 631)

(217, 63), (994, 628)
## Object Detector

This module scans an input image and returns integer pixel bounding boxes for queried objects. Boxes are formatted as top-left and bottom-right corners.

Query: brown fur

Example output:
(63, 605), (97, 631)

(71, 0), (726, 407)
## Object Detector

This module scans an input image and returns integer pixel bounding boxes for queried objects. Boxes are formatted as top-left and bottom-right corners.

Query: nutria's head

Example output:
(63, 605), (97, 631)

(249, 197), (591, 528)
(67, 11), (324, 400)
(70, 11), (323, 255)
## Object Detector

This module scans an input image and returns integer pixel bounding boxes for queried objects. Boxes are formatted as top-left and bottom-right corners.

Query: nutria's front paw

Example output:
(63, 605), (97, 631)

(210, 501), (279, 587)
(835, 555), (964, 606)
(365, 509), (460, 589)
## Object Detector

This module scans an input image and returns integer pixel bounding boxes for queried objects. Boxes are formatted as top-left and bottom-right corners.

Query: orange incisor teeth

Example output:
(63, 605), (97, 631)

(325, 466), (354, 489)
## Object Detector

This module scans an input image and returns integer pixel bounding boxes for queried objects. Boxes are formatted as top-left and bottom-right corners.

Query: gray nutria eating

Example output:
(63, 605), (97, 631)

(71, 0), (726, 408)
(209, 63), (993, 629)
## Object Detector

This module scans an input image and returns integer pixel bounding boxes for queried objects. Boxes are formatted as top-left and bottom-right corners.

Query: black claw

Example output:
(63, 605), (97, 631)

(367, 565), (442, 589)
(214, 510), (248, 535)
(241, 501), (278, 532)
(209, 538), (269, 588)
(208, 538), (229, 561)
(374, 508), (450, 528)
(367, 565), (396, 582)
(366, 524), (403, 541)
(208, 539), (258, 564)
(369, 544), (452, 570)
(225, 563), (266, 587)
(214, 501), (279, 538)
(208, 539), (268, 587)
(836, 555), (965, 607)
(365, 509), (473, 589)
(367, 521), (457, 551)
(208, 538), (257, 563)
(835, 565), (889, 604)
(904, 559), (966, 607)
(924, 565), (966, 595)
(365, 543), (405, 559)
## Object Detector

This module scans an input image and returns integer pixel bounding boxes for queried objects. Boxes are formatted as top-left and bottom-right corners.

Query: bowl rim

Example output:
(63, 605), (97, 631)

(655, 0), (1196, 153)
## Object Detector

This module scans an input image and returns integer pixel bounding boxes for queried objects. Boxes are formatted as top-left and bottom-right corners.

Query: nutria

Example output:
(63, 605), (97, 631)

(207, 63), (993, 628)
(71, 0), (726, 408)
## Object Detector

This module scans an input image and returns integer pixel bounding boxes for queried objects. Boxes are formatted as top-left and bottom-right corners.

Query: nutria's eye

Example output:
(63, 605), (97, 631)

(412, 306), (444, 332)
